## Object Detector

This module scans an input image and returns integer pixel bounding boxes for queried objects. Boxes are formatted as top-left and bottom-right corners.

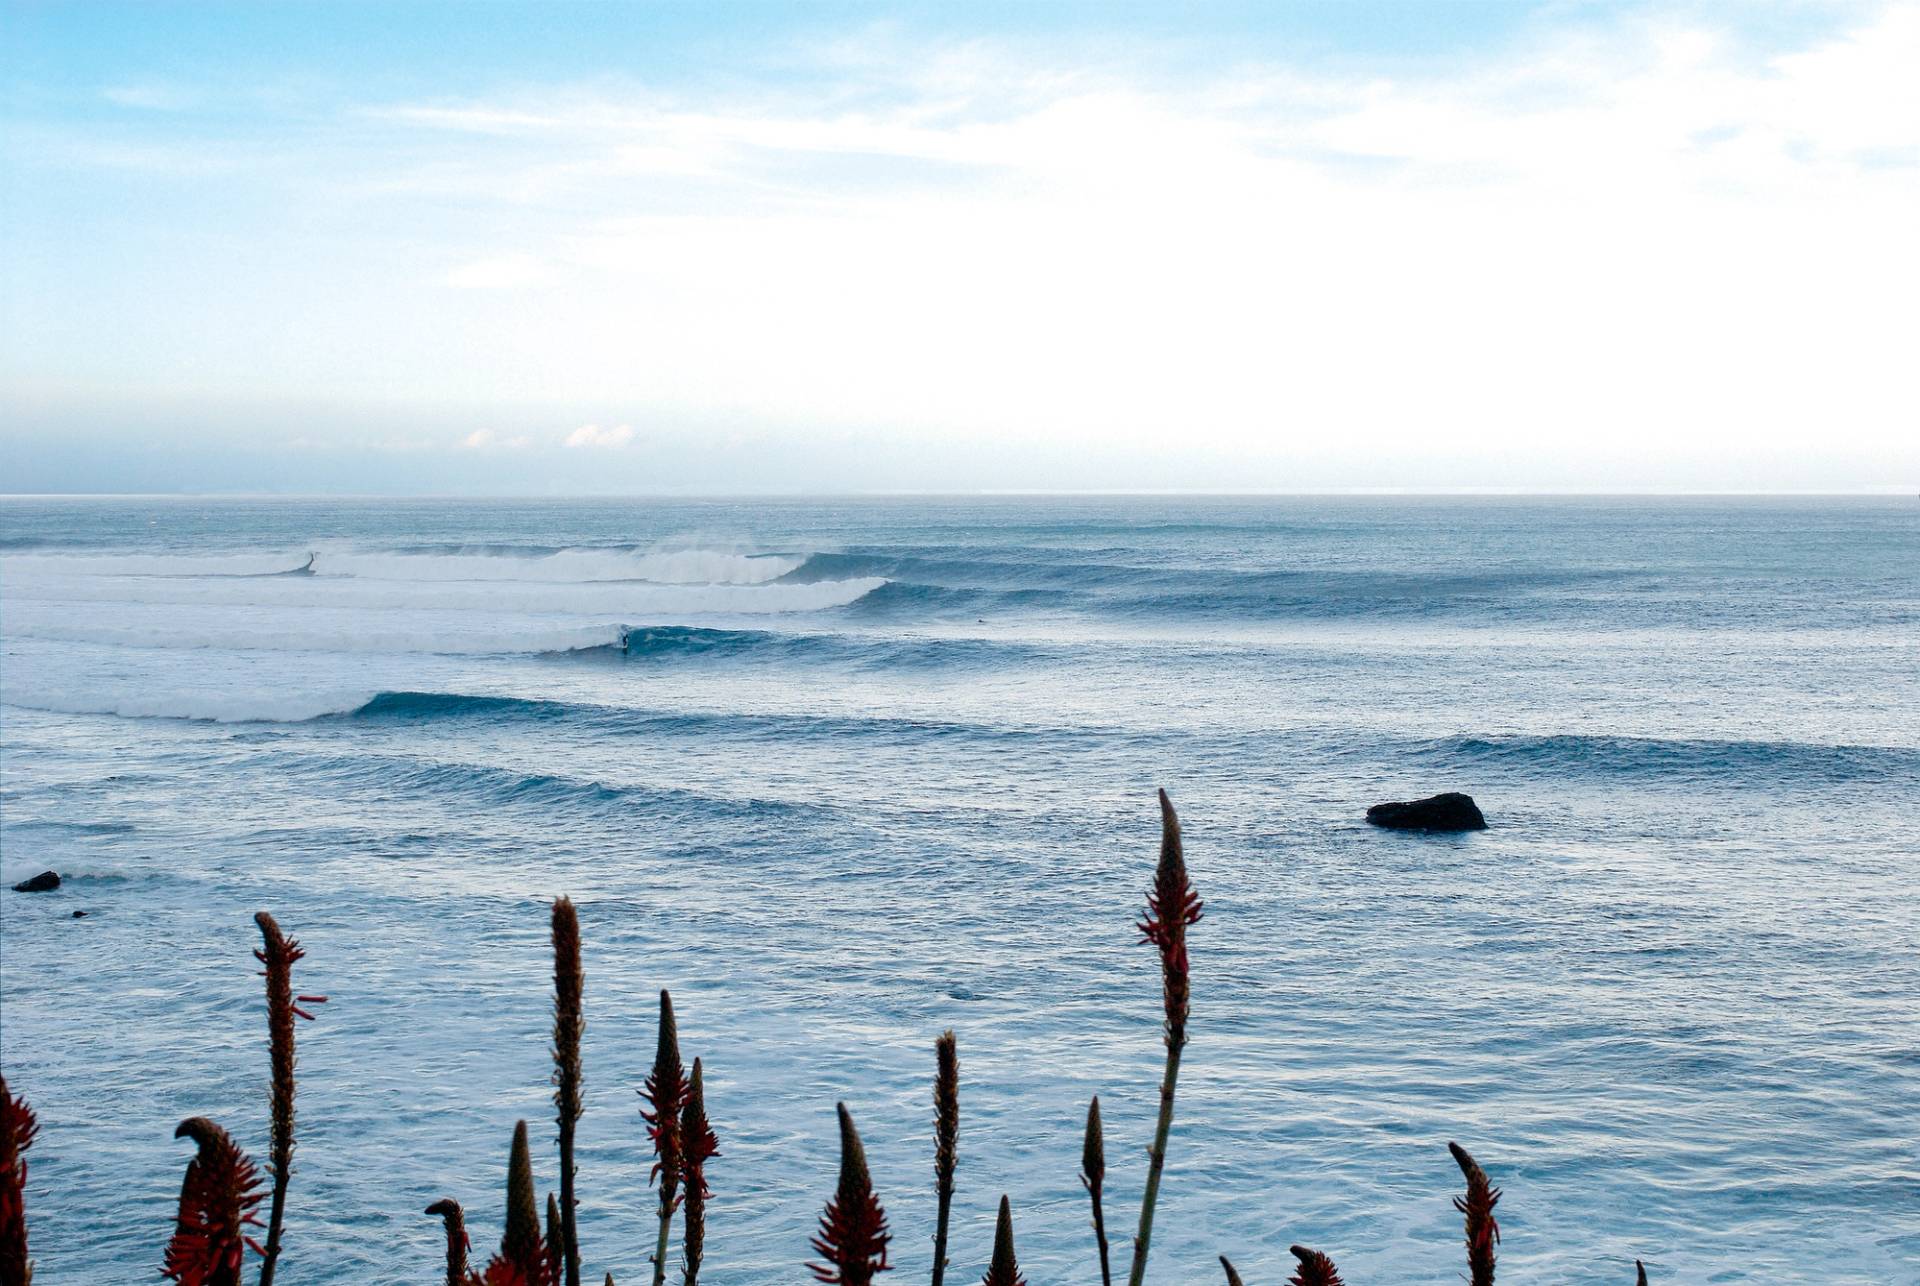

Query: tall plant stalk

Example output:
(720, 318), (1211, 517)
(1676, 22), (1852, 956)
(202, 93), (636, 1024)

(930, 1032), (958, 1286)
(1080, 1097), (1110, 1286)
(1126, 790), (1202, 1286)
(252, 912), (323, 1286)
(642, 991), (686, 1286)
(552, 898), (585, 1286)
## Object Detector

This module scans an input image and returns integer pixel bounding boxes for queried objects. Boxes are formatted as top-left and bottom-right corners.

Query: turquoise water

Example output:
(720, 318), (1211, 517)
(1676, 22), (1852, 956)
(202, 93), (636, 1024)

(2, 495), (1916, 1283)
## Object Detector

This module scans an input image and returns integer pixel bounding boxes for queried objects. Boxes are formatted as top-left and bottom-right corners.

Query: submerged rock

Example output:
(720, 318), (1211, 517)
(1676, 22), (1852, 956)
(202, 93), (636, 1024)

(1366, 793), (1486, 831)
(12, 870), (61, 893)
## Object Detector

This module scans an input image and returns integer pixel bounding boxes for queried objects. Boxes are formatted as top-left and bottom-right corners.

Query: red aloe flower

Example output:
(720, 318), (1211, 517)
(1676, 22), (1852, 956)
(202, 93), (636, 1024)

(1287, 1244), (1345, 1286)
(1449, 1142), (1501, 1286)
(162, 1117), (265, 1286)
(980, 1195), (1025, 1286)
(491, 1121), (551, 1286)
(679, 1059), (720, 1285)
(1136, 788), (1203, 1048)
(641, 991), (686, 1196)
(808, 1104), (891, 1286)
(479, 1260), (538, 1286)
(643, 991), (687, 1286)
(1, 1072), (39, 1286)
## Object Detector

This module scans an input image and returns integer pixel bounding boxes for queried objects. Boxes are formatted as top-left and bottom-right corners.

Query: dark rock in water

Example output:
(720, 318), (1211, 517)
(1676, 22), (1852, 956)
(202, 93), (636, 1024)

(1366, 793), (1486, 831)
(12, 870), (61, 893)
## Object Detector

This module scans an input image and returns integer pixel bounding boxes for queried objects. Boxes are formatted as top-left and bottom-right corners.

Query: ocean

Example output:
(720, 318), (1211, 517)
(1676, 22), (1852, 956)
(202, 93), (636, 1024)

(1, 495), (1915, 1283)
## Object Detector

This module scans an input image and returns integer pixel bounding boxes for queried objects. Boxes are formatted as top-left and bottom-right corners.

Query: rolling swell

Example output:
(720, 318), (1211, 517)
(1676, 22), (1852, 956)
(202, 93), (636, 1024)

(547, 623), (1059, 670)
(1423, 732), (1919, 784)
(341, 689), (1079, 744)
(349, 691), (577, 722)
(783, 549), (1645, 624)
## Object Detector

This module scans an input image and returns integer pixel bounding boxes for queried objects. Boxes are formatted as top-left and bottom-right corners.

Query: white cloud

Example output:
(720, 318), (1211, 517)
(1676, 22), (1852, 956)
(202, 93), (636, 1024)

(459, 429), (532, 450)
(563, 423), (635, 448)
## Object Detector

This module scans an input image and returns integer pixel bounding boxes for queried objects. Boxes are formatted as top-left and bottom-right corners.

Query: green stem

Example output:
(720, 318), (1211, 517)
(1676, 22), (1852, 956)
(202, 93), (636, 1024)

(1088, 1179), (1112, 1286)
(258, 1178), (289, 1286)
(931, 1174), (953, 1286)
(1125, 1039), (1183, 1286)
(652, 1200), (673, 1286)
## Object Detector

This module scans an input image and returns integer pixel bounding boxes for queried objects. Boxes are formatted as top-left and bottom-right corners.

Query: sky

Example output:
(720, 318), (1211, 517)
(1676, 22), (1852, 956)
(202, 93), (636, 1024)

(2, 1), (1917, 494)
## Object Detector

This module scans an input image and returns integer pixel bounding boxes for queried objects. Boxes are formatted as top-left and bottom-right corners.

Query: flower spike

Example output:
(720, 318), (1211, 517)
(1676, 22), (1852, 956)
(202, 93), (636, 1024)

(807, 1103), (891, 1285)
(980, 1195), (1025, 1286)
(1288, 1244), (1345, 1286)
(1449, 1142), (1501, 1286)
(162, 1117), (265, 1286)
(1, 1073), (38, 1286)
(679, 1059), (719, 1286)
(643, 991), (686, 1286)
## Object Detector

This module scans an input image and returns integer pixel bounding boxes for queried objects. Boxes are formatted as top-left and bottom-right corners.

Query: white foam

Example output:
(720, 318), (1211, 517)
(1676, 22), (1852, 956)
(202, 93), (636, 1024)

(0, 574), (884, 616)
(0, 617), (628, 656)
(314, 549), (806, 584)
(2, 687), (376, 724)
(0, 550), (313, 578)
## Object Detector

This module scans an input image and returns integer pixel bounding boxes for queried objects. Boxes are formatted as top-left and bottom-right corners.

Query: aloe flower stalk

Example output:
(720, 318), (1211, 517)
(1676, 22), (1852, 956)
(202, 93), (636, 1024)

(253, 912), (324, 1286)
(679, 1059), (719, 1286)
(980, 1195), (1025, 1286)
(1080, 1097), (1111, 1286)
(808, 1103), (892, 1285)
(642, 991), (686, 1286)
(552, 897), (584, 1286)
(1218, 1256), (1243, 1286)
(484, 1120), (551, 1286)
(545, 1193), (565, 1286)
(1, 1073), (38, 1286)
(1126, 789), (1203, 1286)
(1287, 1244), (1345, 1286)
(930, 1031), (958, 1286)
(1448, 1142), (1500, 1286)
(425, 1199), (472, 1286)
(162, 1117), (265, 1286)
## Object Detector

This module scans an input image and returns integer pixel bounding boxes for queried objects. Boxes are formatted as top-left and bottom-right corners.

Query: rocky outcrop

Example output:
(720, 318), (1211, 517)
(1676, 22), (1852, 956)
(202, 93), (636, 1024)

(1366, 793), (1486, 831)
(11, 870), (61, 892)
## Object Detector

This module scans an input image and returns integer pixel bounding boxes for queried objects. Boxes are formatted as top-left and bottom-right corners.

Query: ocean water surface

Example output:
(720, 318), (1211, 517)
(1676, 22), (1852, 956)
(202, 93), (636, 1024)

(1, 495), (1915, 1283)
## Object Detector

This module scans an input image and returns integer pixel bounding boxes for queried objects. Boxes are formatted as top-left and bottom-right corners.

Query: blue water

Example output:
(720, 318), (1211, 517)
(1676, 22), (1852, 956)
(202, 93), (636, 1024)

(1, 495), (1916, 1284)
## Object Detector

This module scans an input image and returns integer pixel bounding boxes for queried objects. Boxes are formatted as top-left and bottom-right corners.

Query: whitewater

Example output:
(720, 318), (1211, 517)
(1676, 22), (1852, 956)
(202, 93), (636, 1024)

(1, 495), (1915, 1283)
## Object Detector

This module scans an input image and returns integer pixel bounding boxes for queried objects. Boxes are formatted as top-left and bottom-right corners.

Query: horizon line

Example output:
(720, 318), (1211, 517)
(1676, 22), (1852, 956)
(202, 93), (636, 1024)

(2, 488), (1916, 502)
